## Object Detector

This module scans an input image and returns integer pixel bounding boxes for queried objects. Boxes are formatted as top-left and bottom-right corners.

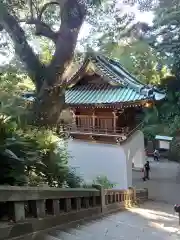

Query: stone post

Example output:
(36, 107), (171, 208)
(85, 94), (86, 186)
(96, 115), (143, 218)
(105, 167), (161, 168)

(65, 198), (71, 212)
(14, 202), (25, 222)
(92, 184), (105, 213)
(53, 200), (60, 215)
(133, 188), (137, 203)
(128, 187), (136, 204)
(36, 200), (45, 218)
(75, 198), (81, 211)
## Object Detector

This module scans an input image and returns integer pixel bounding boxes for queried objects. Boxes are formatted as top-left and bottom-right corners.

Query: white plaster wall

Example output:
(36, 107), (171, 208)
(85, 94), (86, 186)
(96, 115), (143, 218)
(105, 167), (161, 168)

(122, 130), (145, 187)
(67, 139), (128, 189)
(123, 130), (145, 168)
(67, 130), (145, 190)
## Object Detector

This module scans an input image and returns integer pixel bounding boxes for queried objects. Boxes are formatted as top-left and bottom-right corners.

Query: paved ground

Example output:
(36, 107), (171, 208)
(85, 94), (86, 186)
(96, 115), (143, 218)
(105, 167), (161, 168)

(34, 201), (180, 240)
(133, 158), (180, 204)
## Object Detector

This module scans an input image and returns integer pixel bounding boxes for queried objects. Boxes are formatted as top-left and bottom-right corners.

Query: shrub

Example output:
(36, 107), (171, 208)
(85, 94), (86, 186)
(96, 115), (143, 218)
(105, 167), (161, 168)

(93, 175), (116, 189)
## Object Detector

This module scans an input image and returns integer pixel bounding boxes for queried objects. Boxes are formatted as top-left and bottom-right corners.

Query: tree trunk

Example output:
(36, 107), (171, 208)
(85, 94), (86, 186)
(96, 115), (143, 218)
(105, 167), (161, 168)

(30, 83), (66, 127)
(1, 1), (86, 128)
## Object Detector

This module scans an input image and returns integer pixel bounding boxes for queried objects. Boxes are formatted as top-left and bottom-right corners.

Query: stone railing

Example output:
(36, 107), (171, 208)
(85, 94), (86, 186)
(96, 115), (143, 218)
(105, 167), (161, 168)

(103, 188), (136, 213)
(0, 186), (148, 240)
(136, 188), (148, 203)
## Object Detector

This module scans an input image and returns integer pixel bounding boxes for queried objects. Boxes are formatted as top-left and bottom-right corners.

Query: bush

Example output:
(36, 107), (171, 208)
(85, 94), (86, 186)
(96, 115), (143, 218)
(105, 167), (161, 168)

(0, 116), (82, 187)
(93, 175), (116, 189)
(169, 136), (180, 162)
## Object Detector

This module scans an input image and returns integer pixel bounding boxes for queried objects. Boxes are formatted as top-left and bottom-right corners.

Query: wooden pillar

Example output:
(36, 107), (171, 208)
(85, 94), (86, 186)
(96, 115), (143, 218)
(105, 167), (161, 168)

(70, 108), (76, 130)
(92, 111), (96, 130)
(112, 110), (117, 133)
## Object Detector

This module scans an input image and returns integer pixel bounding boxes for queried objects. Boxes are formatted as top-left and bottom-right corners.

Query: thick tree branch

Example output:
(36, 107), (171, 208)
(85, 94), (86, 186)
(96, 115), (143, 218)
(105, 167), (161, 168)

(28, 0), (34, 18)
(21, 1), (60, 43)
(47, 0), (87, 86)
(26, 18), (58, 42)
(0, 2), (46, 91)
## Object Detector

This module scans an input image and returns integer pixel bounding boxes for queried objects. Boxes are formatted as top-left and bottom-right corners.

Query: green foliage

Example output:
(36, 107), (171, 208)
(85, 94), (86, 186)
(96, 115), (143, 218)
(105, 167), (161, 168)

(145, 0), (180, 77)
(0, 113), (83, 187)
(64, 168), (83, 188)
(169, 136), (180, 162)
(0, 64), (35, 118)
(0, 62), (82, 187)
(0, 116), (64, 186)
(142, 74), (180, 141)
(0, 117), (26, 185)
(93, 176), (116, 189)
(103, 40), (169, 85)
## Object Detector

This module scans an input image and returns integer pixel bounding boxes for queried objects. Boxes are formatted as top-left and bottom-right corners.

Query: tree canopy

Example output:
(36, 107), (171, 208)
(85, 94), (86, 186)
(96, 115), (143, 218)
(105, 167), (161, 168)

(0, 0), (153, 127)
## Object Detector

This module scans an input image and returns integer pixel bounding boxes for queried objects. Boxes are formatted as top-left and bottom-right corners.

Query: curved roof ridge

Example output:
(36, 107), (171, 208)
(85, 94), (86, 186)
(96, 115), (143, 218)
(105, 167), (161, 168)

(67, 50), (165, 101)
(96, 55), (143, 93)
(97, 54), (165, 100)
(108, 57), (165, 96)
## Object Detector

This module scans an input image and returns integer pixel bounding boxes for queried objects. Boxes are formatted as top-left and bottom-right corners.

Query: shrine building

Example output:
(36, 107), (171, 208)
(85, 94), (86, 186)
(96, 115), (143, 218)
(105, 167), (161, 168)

(23, 51), (165, 189)
(64, 52), (165, 189)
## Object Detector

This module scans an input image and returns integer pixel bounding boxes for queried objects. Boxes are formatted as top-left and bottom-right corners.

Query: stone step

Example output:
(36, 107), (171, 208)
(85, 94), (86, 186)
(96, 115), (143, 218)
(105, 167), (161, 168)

(62, 228), (94, 239)
(35, 234), (60, 240)
(47, 229), (82, 240)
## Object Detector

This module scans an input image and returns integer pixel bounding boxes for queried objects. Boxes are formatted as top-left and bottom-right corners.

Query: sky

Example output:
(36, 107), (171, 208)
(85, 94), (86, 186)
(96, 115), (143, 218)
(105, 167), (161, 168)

(0, 5), (154, 65)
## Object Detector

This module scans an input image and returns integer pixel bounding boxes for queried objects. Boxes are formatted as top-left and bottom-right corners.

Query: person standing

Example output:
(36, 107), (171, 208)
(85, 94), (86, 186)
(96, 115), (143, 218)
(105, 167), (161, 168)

(143, 161), (150, 181)
(153, 149), (160, 161)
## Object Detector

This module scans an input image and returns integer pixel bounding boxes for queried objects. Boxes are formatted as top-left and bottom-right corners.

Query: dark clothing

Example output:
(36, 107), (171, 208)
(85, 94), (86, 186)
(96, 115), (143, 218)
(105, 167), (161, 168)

(145, 162), (150, 171)
(154, 156), (159, 161)
(145, 169), (149, 179)
(143, 162), (150, 181)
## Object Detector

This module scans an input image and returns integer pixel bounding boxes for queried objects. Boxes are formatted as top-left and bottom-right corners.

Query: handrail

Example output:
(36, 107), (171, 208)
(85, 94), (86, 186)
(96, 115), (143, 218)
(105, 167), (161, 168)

(59, 121), (143, 142)
(60, 124), (131, 136)
(126, 121), (144, 138)
(0, 186), (148, 240)
(120, 121), (144, 144)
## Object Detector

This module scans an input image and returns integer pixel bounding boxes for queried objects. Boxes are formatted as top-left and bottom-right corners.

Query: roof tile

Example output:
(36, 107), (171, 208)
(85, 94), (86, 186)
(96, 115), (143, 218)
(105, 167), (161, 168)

(65, 84), (147, 105)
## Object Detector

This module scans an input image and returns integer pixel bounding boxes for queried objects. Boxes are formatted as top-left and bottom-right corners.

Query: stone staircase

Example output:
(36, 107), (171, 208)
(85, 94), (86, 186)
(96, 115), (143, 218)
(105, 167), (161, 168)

(32, 201), (180, 240)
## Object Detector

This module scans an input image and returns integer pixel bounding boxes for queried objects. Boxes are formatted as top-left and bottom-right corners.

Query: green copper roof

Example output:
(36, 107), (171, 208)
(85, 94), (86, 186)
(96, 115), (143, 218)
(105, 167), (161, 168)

(65, 84), (147, 105)
(21, 52), (166, 105)
(67, 53), (166, 105)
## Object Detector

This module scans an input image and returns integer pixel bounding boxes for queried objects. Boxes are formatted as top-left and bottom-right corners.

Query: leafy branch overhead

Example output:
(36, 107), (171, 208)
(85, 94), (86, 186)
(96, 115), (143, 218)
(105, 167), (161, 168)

(0, 0), (92, 126)
(0, 0), (154, 127)
(0, 0), (87, 83)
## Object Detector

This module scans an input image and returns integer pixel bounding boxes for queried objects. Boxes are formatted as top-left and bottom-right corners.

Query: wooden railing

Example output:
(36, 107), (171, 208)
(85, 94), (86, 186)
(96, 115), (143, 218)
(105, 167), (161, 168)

(64, 125), (130, 136)
(0, 186), (148, 240)
(60, 115), (143, 138)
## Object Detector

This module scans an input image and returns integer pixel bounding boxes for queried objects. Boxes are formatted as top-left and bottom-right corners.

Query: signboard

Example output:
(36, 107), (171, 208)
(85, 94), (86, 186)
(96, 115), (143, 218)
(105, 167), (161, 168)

(159, 140), (170, 150)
